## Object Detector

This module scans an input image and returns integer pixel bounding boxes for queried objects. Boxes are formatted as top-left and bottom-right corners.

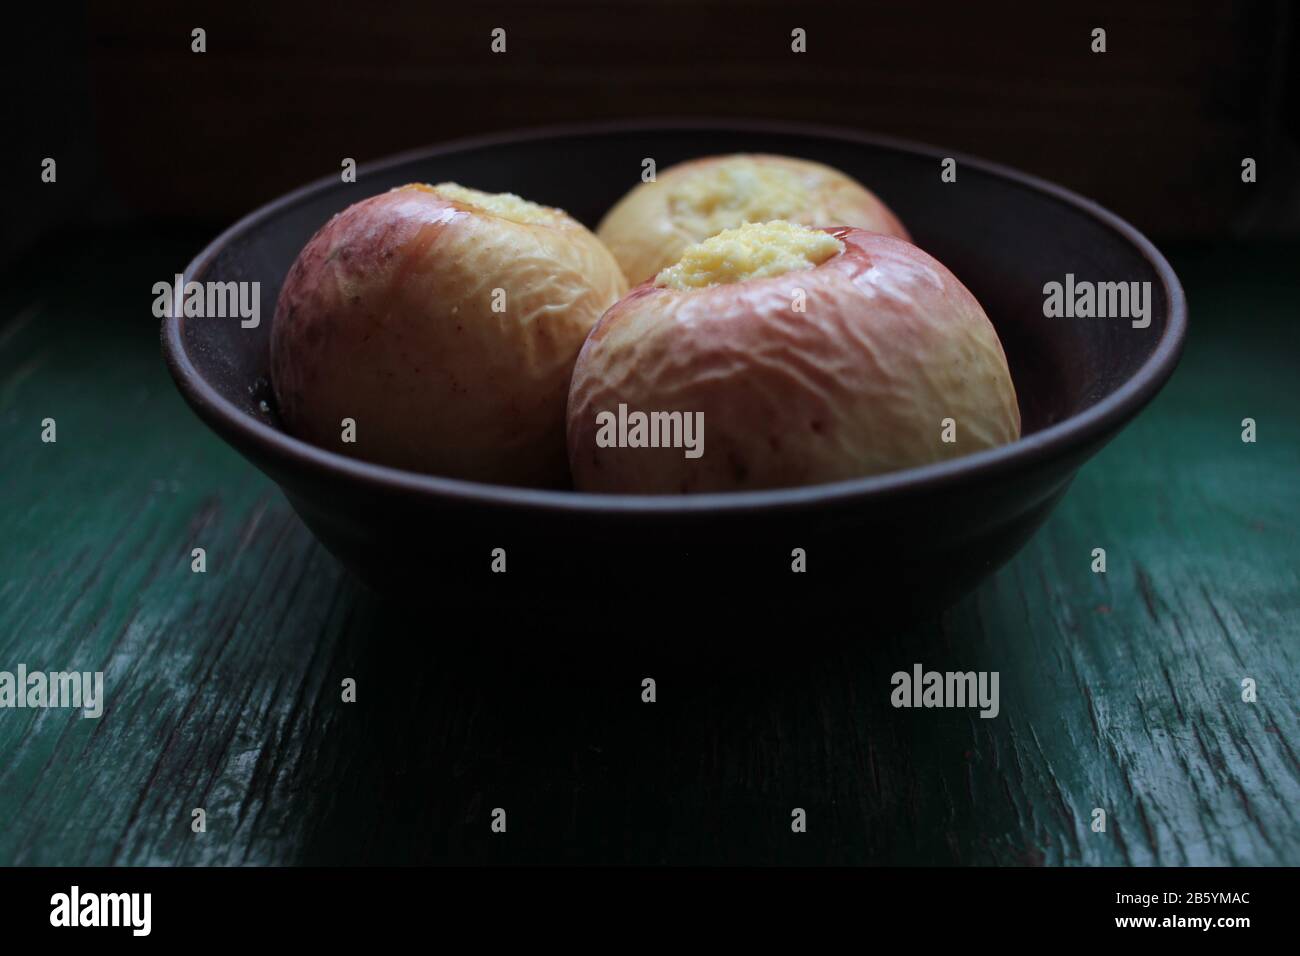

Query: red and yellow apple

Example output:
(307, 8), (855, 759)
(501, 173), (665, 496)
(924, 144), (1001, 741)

(271, 183), (627, 486)
(596, 153), (910, 284)
(567, 221), (1020, 493)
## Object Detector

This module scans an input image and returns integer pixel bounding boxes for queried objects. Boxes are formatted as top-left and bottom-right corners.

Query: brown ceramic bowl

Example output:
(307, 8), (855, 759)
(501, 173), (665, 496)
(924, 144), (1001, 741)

(160, 120), (1186, 624)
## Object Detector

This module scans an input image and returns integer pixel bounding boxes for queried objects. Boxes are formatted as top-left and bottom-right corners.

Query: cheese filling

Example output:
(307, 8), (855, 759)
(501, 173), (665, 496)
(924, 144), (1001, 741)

(655, 221), (844, 290)
(666, 158), (814, 237)
(424, 182), (562, 225)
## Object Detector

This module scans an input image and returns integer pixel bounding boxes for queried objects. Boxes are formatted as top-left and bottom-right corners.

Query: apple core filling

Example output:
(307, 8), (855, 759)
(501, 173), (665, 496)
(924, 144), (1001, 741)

(425, 182), (561, 225)
(654, 221), (844, 290)
(666, 158), (812, 236)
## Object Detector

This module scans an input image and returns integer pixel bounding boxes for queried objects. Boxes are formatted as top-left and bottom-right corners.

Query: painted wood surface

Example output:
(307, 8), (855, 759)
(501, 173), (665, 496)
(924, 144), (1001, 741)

(0, 235), (1296, 865)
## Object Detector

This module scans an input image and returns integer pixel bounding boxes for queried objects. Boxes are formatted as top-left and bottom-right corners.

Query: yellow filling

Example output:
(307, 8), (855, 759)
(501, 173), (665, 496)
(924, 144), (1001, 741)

(655, 221), (844, 290)
(426, 182), (562, 225)
(667, 158), (812, 236)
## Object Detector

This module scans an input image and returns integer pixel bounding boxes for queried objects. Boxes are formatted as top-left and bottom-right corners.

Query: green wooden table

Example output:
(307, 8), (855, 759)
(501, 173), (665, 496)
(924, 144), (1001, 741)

(1, 231), (1296, 865)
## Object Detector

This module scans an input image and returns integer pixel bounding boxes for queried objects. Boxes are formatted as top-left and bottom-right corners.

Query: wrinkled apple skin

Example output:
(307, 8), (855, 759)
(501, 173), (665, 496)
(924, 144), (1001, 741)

(596, 154), (910, 285)
(272, 185), (626, 487)
(567, 228), (1020, 493)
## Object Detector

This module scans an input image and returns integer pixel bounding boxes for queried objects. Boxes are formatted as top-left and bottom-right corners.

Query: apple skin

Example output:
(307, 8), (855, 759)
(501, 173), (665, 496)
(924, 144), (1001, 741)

(596, 154), (910, 285)
(271, 184), (626, 487)
(567, 228), (1020, 493)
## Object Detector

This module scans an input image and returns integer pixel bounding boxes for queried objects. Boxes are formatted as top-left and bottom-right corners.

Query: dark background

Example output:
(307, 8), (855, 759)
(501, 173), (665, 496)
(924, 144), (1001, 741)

(8, 0), (1299, 266)
(1, 2), (1297, 867)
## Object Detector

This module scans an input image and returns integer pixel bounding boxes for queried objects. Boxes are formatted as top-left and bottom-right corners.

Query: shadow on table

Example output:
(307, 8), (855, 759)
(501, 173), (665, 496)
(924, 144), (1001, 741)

(284, 577), (1016, 865)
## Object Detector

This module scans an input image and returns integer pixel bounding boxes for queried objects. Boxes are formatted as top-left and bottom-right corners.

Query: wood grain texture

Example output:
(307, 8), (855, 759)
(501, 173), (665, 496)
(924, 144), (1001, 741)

(0, 234), (1296, 865)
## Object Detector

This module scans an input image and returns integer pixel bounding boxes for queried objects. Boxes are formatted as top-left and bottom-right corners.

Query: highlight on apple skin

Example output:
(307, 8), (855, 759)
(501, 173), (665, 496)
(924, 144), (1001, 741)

(271, 182), (627, 488)
(566, 222), (1021, 494)
(596, 153), (911, 285)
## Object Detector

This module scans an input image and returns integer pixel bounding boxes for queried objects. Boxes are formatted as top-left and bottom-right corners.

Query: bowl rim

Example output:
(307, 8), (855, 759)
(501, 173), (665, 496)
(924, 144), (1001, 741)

(160, 117), (1187, 515)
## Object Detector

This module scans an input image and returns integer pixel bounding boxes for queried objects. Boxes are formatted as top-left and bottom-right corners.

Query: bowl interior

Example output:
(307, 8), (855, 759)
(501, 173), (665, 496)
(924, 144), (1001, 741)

(184, 124), (1175, 469)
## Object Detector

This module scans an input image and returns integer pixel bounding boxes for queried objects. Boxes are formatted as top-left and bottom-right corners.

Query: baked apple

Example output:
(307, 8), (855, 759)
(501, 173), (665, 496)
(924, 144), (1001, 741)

(596, 153), (909, 284)
(272, 183), (626, 487)
(567, 221), (1020, 493)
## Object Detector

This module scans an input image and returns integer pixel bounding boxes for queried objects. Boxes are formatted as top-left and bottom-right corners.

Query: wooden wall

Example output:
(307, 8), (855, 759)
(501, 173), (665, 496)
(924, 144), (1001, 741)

(24, 2), (1300, 242)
